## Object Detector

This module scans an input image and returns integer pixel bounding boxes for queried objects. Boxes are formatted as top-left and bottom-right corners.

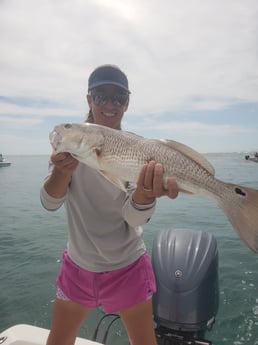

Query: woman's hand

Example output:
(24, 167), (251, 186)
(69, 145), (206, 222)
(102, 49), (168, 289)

(132, 160), (179, 205)
(51, 152), (79, 176)
(44, 153), (79, 199)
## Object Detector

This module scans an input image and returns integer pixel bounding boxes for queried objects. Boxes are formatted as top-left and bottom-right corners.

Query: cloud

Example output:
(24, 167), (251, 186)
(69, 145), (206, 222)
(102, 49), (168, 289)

(0, 99), (83, 118)
(125, 118), (253, 137)
(0, 0), (257, 154)
(1, 0), (257, 111)
(0, 133), (50, 155)
(1, 116), (43, 127)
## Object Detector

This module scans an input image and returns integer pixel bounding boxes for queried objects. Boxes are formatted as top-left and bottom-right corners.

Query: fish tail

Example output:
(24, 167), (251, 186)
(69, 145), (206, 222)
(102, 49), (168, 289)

(217, 183), (258, 253)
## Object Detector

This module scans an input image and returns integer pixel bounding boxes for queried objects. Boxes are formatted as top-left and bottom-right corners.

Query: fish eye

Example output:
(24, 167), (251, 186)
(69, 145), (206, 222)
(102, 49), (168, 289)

(64, 123), (72, 129)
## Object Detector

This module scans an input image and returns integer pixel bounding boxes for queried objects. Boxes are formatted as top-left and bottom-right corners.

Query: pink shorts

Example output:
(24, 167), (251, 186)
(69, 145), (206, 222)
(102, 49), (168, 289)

(56, 251), (156, 313)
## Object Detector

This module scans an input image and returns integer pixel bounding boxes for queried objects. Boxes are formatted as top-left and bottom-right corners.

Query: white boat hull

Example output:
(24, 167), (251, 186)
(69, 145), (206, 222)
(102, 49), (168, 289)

(0, 161), (11, 167)
(0, 324), (103, 345)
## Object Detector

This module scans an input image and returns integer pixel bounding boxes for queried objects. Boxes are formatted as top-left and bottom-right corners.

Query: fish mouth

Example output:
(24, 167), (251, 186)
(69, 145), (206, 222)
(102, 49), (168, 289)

(49, 130), (62, 150)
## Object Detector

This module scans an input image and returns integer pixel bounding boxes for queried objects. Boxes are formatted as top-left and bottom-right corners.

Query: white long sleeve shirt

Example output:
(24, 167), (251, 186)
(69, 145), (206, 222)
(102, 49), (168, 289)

(40, 162), (156, 272)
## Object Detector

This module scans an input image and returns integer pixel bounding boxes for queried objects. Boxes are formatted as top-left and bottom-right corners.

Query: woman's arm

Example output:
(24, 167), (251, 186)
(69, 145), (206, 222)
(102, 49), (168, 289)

(40, 152), (79, 211)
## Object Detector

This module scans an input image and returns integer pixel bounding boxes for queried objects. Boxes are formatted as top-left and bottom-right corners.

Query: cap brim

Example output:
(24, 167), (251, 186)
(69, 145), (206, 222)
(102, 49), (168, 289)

(89, 80), (130, 92)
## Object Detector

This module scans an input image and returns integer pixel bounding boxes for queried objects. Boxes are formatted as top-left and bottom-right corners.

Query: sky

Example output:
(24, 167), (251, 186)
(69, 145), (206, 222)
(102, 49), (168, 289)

(0, 0), (258, 155)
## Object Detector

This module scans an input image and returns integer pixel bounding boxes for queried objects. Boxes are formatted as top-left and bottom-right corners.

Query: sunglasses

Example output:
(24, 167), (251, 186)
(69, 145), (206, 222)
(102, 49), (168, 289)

(90, 90), (129, 107)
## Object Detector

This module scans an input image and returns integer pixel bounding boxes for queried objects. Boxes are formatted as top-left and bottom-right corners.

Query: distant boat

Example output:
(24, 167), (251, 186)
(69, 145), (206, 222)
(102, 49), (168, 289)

(245, 153), (258, 163)
(0, 153), (11, 167)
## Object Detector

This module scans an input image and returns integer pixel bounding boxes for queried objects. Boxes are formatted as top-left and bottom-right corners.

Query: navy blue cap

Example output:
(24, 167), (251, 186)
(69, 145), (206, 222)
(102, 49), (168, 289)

(88, 65), (130, 92)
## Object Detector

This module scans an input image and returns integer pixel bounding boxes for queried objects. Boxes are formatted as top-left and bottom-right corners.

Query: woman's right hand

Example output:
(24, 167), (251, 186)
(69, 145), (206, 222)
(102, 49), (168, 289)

(44, 153), (79, 198)
(51, 152), (79, 176)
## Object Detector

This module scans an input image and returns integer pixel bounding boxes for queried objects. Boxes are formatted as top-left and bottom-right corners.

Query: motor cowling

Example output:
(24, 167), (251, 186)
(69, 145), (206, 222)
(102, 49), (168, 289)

(152, 228), (219, 336)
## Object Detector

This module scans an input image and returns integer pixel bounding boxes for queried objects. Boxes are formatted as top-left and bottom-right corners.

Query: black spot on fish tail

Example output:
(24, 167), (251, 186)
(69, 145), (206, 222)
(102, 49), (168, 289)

(64, 123), (72, 128)
(235, 187), (246, 197)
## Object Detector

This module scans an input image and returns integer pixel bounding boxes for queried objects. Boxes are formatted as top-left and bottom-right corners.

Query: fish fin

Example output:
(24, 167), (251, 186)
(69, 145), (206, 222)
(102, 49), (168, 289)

(217, 183), (258, 253)
(179, 189), (194, 194)
(99, 170), (127, 192)
(160, 139), (215, 175)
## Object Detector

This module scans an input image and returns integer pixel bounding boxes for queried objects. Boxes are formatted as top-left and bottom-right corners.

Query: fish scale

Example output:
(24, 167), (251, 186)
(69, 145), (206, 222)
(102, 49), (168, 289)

(49, 122), (258, 254)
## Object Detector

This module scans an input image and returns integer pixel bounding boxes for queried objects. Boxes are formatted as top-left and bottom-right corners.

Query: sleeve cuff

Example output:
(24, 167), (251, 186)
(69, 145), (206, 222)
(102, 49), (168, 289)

(40, 187), (66, 210)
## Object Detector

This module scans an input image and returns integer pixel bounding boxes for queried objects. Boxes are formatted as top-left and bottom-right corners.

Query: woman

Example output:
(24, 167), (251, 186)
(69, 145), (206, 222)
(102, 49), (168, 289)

(40, 64), (179, 345)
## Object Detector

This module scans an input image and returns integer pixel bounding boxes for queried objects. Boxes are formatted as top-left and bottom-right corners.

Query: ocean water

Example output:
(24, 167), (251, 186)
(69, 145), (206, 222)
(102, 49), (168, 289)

(0, 153), (258, 344)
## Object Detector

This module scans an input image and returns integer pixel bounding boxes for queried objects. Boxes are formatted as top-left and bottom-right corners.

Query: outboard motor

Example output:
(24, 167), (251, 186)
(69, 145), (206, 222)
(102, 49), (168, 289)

(152, 228), (219, 345)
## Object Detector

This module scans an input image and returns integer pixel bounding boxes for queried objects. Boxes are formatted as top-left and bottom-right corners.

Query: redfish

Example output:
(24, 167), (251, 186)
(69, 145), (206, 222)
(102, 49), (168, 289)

(50, 122), (258, 253)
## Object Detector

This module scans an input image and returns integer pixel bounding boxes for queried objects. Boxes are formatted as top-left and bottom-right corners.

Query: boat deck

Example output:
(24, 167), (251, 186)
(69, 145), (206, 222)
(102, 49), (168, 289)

(0, 324), (103, 345)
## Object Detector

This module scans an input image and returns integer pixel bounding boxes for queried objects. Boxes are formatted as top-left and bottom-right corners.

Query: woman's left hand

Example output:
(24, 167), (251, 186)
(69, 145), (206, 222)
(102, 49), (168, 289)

(132, 160), (179, 205)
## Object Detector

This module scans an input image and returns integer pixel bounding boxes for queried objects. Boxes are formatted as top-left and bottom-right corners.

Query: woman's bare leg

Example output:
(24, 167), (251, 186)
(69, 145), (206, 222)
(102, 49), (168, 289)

(120, 299), (157, 345)
(46, 298), (92, 345)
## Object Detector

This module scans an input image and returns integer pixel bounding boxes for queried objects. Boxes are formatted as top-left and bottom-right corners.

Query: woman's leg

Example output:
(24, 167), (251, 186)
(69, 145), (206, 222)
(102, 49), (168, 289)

(46, 298), (92, 345)
(120, 298), (157, 345)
